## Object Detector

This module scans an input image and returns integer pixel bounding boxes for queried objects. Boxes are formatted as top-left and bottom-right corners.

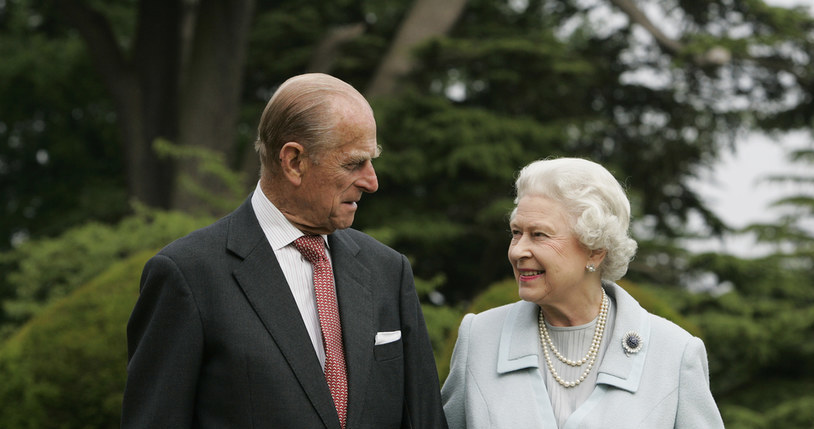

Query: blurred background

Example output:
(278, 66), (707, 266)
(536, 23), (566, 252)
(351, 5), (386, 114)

(0, 0), (812, 427)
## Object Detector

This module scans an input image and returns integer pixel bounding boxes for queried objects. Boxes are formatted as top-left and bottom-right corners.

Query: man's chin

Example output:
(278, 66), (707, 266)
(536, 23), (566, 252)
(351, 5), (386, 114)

(330, 213), (357, 231)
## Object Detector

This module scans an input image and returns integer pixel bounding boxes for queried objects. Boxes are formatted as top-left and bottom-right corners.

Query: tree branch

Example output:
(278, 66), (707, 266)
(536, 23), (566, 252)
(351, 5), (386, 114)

(608, 0), (684, 55)
(608, 0), (732, 67)
(306, 23), (367, 74)
(366, 0), (469, 98)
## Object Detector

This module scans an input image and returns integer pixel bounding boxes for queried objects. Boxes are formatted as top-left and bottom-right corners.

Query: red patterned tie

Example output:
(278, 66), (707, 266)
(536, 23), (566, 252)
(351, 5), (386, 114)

(293, 235), (348, 429)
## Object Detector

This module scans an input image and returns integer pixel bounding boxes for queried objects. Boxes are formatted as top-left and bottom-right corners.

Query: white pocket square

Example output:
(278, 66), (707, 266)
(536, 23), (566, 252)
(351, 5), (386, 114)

(375, 330), (402, 345)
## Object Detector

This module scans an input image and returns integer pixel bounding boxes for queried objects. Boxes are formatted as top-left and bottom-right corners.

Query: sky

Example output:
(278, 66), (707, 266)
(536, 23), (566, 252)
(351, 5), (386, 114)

(685, 130), (812, 256)
(691, 131), (810, 228)
(680, 0), (814, 257)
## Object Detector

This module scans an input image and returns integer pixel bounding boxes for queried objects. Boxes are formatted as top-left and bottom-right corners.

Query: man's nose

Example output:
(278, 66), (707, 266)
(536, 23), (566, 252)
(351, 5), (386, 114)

(357, 162), (378, 193)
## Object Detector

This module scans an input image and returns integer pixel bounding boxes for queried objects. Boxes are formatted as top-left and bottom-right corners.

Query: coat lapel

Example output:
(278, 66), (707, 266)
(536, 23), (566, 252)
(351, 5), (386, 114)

(496, 300), (540, 373)
(496, 301), (559, 428)
(327, 230), (373, 429)
(495, 284), (652, 429)
(563, 282), (652, 429)
(227, 199), (341, 429)
(595, 282), (650, 393)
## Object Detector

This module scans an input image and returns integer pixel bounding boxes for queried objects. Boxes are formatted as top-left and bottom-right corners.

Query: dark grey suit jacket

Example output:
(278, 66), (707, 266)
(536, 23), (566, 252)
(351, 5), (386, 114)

(121, 198), (447, 429)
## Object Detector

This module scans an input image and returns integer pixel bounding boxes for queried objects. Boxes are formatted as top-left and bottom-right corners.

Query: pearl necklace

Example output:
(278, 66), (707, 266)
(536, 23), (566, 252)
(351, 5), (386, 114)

(538, 288), (608, 388)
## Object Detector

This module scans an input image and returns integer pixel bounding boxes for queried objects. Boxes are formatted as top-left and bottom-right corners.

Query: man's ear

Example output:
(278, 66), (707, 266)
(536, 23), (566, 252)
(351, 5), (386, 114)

(279, 142), (306, 185)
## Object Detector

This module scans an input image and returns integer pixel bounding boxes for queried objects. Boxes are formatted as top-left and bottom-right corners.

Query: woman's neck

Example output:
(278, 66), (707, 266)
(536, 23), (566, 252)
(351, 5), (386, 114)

(539, 285), (604, 326)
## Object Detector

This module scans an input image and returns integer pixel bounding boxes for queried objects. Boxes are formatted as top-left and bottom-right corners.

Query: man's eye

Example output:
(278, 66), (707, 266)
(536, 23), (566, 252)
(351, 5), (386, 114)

(345, 160), (367, 170)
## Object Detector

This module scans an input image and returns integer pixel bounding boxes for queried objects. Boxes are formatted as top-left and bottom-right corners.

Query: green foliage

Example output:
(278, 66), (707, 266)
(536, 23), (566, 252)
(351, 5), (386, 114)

(0, 250), (150, 429)
(663, 251), (814, 428)
(468, 277), (519, 315)
(358, 92), (560, 299)
(0, 0), (127, 250)
(153, 138), (249, 214)
(412, 272), (465, 379)
(0, 205), (213, 339)
(722, 393), (814, 429)
(422, 301), (464, 383)
(616, 279), (703, 338)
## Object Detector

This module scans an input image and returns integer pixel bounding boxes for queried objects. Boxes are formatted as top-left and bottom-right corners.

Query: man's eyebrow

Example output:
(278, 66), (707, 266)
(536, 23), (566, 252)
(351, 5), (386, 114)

(347, 145), (381, 161)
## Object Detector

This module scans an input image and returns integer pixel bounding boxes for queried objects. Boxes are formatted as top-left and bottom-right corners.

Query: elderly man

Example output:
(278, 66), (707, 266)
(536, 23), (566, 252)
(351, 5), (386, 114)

(121, 73), (448, 429)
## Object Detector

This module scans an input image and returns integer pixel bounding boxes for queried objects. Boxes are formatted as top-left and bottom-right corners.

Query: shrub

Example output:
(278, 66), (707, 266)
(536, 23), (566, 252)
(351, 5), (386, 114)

(0, 206), (212, 339)
(0, 250), (153, 429)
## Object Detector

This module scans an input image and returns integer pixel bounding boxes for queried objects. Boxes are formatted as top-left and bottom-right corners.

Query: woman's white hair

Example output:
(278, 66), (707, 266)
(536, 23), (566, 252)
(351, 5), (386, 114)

(511, 157), (638, 281)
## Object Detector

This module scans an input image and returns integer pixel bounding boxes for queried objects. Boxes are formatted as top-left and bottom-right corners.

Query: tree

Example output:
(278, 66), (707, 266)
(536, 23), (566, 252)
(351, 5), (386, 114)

(351, 0), (814, 298)
(2, 2), (814, 426)
(0, 1), (129, 248)
(747, 142), (814, 256)
(52, 0), (255, 211)
(3, 0), (812, 293)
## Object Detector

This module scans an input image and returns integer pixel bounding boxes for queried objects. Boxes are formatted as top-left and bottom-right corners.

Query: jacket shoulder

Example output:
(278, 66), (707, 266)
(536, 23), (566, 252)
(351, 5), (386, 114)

(647, 312), (694, 343)
(335, 228), (401, 258)
(467, 301), (529, 333)
(158, 215), (231, 258)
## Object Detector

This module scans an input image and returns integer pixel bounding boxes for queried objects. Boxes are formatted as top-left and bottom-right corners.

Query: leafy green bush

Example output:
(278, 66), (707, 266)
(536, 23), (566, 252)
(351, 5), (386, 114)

(664, 251), (814, 429)
(0, 206), (212, 339)
(0, 250), (152, 429)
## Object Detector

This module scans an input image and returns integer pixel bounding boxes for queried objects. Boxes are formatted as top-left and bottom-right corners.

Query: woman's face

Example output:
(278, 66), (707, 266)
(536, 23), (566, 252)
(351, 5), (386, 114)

(508, 195), (594, 308)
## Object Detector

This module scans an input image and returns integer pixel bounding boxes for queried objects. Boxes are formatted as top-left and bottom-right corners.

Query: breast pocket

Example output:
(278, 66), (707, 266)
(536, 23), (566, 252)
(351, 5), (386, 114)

(373, 339), (403, 361)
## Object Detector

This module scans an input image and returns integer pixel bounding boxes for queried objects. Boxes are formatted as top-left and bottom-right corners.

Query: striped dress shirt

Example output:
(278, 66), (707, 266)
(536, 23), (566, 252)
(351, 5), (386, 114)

(251, 182), (331, 370)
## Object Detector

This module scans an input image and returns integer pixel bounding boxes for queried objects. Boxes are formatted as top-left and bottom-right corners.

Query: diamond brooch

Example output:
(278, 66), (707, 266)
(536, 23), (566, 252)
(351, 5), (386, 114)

(622, 331), (643, 354)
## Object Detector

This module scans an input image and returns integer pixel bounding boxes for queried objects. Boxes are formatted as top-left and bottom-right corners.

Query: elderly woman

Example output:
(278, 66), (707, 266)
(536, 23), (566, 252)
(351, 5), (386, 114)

(441, 158), (724, 428)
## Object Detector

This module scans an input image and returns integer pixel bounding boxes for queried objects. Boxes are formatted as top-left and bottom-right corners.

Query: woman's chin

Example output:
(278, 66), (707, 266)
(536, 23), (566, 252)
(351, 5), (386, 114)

(517, 283), (544, 305)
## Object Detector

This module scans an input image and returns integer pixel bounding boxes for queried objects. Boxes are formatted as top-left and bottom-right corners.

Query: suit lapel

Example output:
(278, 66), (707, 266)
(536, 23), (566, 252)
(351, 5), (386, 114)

(328, 230), (373, 429)
(227, 199), (341, 429)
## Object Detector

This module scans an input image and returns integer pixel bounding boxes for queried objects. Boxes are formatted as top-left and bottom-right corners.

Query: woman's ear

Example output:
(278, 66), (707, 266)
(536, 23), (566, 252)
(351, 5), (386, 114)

(589, 248), (607, 268)
(279, 142), (306, 185)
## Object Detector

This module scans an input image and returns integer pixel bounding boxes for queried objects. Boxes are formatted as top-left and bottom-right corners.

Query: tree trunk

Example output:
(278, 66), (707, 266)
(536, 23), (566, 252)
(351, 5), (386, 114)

(366, 0), (469, 98)
(172, 0), (256, 213)
(57, 0), (255, 212)
(131, 0), (183, 208)
(56, 0), (180, 209)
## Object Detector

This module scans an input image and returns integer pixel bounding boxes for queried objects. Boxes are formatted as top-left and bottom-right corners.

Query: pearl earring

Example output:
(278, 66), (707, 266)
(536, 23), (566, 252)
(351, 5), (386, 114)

(586, 264), (596, 273)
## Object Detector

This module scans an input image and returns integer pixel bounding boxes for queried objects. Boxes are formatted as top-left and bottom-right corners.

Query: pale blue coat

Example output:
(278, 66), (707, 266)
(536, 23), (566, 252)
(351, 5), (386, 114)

(441, 282), (725, 429)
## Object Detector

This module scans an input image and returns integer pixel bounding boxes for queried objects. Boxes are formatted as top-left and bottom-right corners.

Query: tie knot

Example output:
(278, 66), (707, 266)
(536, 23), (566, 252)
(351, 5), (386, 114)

(293, 235), (327, 264)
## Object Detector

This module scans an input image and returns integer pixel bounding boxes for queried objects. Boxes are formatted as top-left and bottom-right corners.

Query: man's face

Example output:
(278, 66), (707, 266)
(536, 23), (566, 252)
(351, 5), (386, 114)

(289, 105), (380, 235)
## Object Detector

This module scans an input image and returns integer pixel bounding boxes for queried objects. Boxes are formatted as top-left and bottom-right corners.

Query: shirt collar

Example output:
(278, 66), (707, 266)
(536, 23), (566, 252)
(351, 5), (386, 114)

(251, 182), (329, 250)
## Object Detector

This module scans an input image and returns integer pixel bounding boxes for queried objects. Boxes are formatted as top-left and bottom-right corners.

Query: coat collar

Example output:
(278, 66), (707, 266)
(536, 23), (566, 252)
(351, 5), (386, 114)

(496, 282), (650, 393)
